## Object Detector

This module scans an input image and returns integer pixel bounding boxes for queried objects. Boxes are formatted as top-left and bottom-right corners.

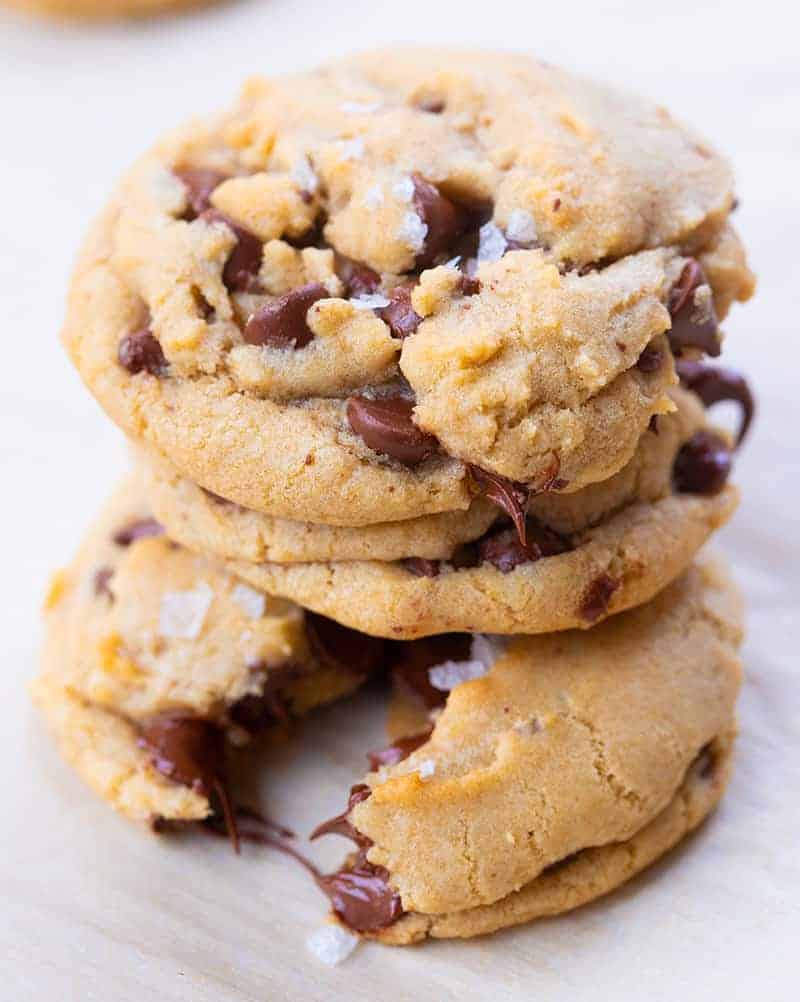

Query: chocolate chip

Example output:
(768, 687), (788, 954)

(346, 395), (439, 466)
(305, 611), (385, 678)
(459, 274), (481, 296)
(673, 430), (732, 494)
(335, 254), (381, 298)
(390, 634), (472, 709)
(580, 573), (620, 623)
(416, 97), (445, 113)
(93, 566), (114, 599)
(411, 174), (469, 268)
(244, 282), (327, 348)
(636, 343), (664, 373)
(552, 197), (562, 212)
(316, 854), (403, 933)
(228, 662), (309, 733)
(367, 730), (432, 771)
(667, 260), (721, 357)
(467, 465), (529, 549)
(200, 209), (263, 293)
(174, 166), (227, 220)
(377, 286), (421, 339)
(676, 360), (755, 446)
(403, 557), (441, 578)
(138, 714), (240, 852)
(478, 529), (530, 573)
(117, 329), (168, 376)
(477, 519), (570, 573)
(112, 518), (164, 547)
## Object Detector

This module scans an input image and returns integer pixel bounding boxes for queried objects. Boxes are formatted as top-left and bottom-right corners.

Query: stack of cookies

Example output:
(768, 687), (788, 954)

(34, 49), (755, 951)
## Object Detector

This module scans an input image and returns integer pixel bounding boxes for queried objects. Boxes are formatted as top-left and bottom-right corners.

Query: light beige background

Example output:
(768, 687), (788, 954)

(1, 0), (797, 998)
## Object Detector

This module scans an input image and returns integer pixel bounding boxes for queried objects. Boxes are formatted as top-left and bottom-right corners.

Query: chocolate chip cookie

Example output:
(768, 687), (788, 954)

(212, 387), (740, 637)
(310, 558), (743, 942)
(62, 49), (754, 526)
(5, 0), (211, 17)
(31, 477), (382, 839)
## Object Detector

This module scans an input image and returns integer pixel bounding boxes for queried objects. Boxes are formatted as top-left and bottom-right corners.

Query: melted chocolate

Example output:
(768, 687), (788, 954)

(228, 662), (309, 733)
(402, 557), (441, 578)
(200, 209), (263, 292)
(467, 465), (530, 549)
(391, 634), (472, 709)
(316, 855), (403, 933)
(346, 395), (440, 466)
(673, 431), (732, 495)
(243, 282), (327, 348)
(367, 730), (433, 770)
(580, 573), (620, 623)
(311, 784), (403, 932)
(138, 714), (240, 852)
(667, 260), (721, 357)
(377, 286), (421, 339)
(93, 566), (114, 599)
(117, 329), (168, 376)
(174, 166), (227, 220)
(112, 518), (164, 546)
(305, 612), (385, 678)
(676, 359), (755, 446)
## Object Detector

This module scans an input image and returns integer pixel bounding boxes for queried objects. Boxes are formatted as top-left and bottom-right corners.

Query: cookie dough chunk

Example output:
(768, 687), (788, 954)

(62, 49), (753, 524)
(32, 477), (382, 828)
(224, 388), (739, 637)
(313, 558), (743, 941)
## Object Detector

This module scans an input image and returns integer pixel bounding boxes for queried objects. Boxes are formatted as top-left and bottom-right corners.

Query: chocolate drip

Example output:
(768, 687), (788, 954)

(311, 784), (403, 933)
(676, 360), (755, 446)
(138, 714), (240, 853)
(467, 465), (530, 548)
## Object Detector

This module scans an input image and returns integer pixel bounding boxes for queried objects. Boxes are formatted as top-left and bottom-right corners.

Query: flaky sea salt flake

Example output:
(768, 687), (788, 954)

(506, 209), (538, 245)
(416, 759), (436, 779)
(429, 658), (488, 691)
(336, 137), (365, 162)
(290, 157), (318, 195)
(351, 294), (390, 310)
(477, 221), (507, 263)
(340, 101), (381, 115)
(398, 211), (428, 253)
(231, 583), (266, 620)
(392, 175), (416, 203)
(306, 925), (360, 966)
(159, 582), (214, 639)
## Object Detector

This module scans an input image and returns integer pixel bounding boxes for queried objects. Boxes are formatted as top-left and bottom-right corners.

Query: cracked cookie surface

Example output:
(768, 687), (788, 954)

(62, 49), (753, 524)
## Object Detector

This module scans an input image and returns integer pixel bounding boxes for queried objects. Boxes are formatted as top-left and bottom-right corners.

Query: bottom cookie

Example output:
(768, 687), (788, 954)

(309, 559), (743, 942)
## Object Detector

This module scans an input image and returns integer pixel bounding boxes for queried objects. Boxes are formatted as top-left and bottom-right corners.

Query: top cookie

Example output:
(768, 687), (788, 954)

(63, 49), (753, 525)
